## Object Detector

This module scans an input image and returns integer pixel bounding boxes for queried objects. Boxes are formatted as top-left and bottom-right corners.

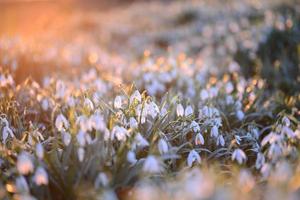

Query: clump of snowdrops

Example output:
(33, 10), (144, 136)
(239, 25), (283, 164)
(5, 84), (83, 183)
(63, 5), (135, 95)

(0, 51), (299, 200)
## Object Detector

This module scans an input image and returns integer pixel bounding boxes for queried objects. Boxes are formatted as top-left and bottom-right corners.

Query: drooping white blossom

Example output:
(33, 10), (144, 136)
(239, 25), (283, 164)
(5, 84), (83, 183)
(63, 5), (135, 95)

(216, 135), (225, 146)
(77, 131), (86, 146)
(176, 104), (184, 117)
(36, 143), (44, 159)
(255, 153), (265, 169)
(61, 131), (71, 146)
(184, 105), (193, 117)
(129, 117), (138, 129)
(83, 98), (94, 111)
(187, 150), (201, 167)
(236, 110), (245, 120)
(190, 121), (201, 133)
(232, 149), (247, 164)
(158, 138), (169, 154)
(15, 176), (29, 193)
(130, 90), (142, 104)
(200, 89), (209, 100)
(33, 167), (48, 186)
(17, 152), (34, 175)
(195, 133), (205, 145)
(78, 147), (85, 162)
(127, 150), (137, 164)
(111, 126), (129, 141)
(55, 114), (69, 132)
(210, 126), (219, 138)
(95, 172), (109, 188)
(143, 155), (163, 173)
(2, 125), (14, 144)
(133, 133), (149, 149)
(114, 96), (122, 109)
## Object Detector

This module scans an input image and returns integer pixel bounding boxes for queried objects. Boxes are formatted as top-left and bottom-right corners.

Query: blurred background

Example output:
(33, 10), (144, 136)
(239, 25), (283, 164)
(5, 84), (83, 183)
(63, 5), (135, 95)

(0, 0), (299, 94)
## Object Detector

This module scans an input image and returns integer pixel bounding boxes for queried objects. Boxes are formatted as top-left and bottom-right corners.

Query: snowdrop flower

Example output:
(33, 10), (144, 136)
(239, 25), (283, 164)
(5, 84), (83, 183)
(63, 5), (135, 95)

(225, 82), (234, 93)
(190, 121), (200, 133)
(195, 133), (205, 145)
(17, 152), (34, 175)
(90, 114), (105, 131)
(112, 126), (129, 141)
(84, 98), (94, 111)
(235, 135), (241, 145)
(250, 127), (260, 139)
(216, 135), (225, 146)
(261, 163), (271, 178)
(187, 150), (201, 167)
(158, 138), (168, 154)
(129, 117), (138, 129)
(282, 126), (296, 138)
(127, 150), (137, 164)
(255, 153), (265, 169)
(133, 133), (149, 148)
(55, 80), (66, 99)
(147, 102), (160, 118)
(55, 114), (69, 132)
(95, 172), (109, 188)
(41, 98), (49, 111)
(160, 107), (168, 117)
(231, 149), (247, 164)
(67, 96), (76, 107)
(135, 104), (147, 124)
(236, 110), (245, 120)
(235, 101), (242, 110)
(226, 95), (234, 105)
(282, 116), (290, 127)
(176, 104), (184, 117)
(184, 105), (193, 116)
(267, 143), (282, 160)
(210, 126), (219, 138)
(2, 125), (14, 144)
(15, 176), (29, 193)
(143, 155), (163, 173)
(76, 115), (92, 132)
(130, 90), (142, 104)
(33, 167), (48, 186)
(36, 143), (44, 159)
(208, 87), (218, 98)
(261, 132), (281, 146)
(114, 96), (122, 109)
(76, 131), (86, 146)
(78, 147), (85, 162)
(200, 89), (209, 100)
(61, 131), (71, 146)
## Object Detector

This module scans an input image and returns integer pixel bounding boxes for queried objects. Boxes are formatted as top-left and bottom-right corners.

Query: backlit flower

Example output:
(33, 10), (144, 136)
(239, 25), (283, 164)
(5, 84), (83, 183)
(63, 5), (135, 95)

(187, 150), (201, 167)
(176, 104), (184, 117)
(232, 149), (247, 164)
(158, 138), (168, 154)
(55, 114), (69, 132)
(184, 105), (193, 116)
(127, 150), (137, 164)
(130, 90), (142, 104)
(195, 133), (205, 145)
(36, 143), (44, 159)
(114, 96), (122, 109)
(17, 152), (34, 175)
(210, 126), (219, 138)
(33, 167), (48, 186)
(143, 155), (163, 173)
